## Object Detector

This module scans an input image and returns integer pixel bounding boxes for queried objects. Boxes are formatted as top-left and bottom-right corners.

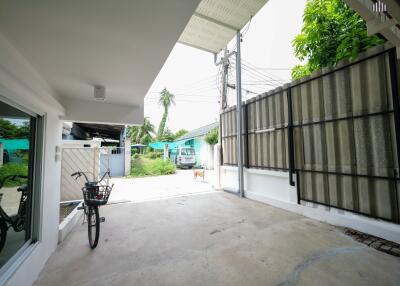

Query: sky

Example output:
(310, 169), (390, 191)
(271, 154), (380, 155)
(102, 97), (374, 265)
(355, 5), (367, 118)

(144, 0), (307, 133)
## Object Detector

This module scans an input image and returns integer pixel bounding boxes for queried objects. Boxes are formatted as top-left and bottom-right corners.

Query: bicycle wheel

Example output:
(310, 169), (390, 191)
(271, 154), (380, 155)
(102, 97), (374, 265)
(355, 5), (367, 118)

(87, 206), (100, 249)
(0, 219), (7, 252)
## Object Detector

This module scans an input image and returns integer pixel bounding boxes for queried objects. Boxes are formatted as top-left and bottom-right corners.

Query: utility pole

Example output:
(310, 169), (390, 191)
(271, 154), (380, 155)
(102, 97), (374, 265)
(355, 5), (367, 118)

(220, 48), (229, 112)
(214, 32), (244, 198)
(235, 31), (245, 198)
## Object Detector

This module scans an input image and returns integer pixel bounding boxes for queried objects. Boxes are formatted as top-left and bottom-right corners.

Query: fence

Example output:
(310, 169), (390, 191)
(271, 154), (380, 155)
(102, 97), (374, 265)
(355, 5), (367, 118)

(220, 44), (400, 224)
(60, 147), (125, 201)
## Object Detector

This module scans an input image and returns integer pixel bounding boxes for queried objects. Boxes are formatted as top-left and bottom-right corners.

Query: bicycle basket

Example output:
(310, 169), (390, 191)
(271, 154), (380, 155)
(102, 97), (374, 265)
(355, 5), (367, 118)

(82, 185), (112, 206)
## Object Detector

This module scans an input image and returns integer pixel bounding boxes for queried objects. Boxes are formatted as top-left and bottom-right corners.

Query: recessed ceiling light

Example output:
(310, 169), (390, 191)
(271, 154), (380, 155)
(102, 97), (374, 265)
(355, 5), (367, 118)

(94, 85), (106, 101)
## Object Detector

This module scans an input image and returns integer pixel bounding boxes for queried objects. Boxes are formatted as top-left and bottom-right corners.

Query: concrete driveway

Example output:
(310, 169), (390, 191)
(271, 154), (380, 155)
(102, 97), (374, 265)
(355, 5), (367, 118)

(36, 192), (400, 286)
(108, 169), (216, 204)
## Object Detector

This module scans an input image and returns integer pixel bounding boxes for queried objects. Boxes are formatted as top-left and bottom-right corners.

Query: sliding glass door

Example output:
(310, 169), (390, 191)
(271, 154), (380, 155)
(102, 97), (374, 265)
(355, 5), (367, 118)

(0, 100), (37, 268)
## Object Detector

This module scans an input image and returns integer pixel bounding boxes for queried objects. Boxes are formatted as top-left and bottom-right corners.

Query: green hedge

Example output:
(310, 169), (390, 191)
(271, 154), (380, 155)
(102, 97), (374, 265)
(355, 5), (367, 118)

(130, 158), (175, 177)
(0, 163), (28, 187)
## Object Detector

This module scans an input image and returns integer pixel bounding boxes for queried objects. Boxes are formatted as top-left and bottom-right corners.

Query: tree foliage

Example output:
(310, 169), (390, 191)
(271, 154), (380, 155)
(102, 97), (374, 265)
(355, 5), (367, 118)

(0, 119), (30, 139)
(205, 127), (219, 145)
(160, 127), (175, 142)
(292, 0), (385, 80)
(157, 88), (175, 140)
(127, 117), (155, 145)
(174, 129), (188, 140)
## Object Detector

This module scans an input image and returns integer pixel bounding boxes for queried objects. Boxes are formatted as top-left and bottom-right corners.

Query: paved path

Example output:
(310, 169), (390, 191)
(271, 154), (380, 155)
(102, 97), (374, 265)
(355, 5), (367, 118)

(36, 192), (400, 286)
(109, 169), (216, 204)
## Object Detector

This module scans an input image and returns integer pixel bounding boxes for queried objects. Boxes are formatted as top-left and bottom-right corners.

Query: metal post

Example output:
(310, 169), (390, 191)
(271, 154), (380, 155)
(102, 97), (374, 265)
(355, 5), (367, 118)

(235, 31), (245, 198)
(287, 87), (296, 187)
(388, 48), (400, 222)
(244, 103), (249, 169)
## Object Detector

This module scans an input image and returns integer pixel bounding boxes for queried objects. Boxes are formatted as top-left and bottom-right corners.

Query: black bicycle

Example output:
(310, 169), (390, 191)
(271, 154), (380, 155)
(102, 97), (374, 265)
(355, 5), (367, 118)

(0, 175), (29, 252)
(71, 170), (113, 249)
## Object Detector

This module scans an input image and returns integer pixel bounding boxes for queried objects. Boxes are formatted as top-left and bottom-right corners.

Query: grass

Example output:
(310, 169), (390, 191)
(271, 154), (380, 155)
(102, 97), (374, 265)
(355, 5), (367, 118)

(0, 163), (28, 187)
(130, 157), (176, 177)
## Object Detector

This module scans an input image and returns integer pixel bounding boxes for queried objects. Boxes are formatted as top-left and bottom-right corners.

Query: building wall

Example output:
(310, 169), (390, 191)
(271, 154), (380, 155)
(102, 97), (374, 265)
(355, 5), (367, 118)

(193, 137), (214, 169)
(0, 32), (63, 286)
(6, 112), (62, 286)
(221, 166), (400, 244)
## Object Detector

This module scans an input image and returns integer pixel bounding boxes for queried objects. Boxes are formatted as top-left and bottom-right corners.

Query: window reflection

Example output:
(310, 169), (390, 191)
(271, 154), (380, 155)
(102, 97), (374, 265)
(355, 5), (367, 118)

(0, 101), (34, 268)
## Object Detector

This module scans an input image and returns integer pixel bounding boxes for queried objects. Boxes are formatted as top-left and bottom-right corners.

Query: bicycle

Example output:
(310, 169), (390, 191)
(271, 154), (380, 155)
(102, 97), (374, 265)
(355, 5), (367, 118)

(0, 175), (29, 252)
(71, 170), (113, 249)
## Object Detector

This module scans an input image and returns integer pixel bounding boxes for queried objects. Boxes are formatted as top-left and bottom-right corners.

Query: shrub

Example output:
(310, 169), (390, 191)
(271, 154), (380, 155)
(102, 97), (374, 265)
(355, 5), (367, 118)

(130, 158), (176, 177)
(0, 163), (28, 187)
(205, 127), (219, 145)
(132, 153), (140, 159)
(144, 151), (162, 159)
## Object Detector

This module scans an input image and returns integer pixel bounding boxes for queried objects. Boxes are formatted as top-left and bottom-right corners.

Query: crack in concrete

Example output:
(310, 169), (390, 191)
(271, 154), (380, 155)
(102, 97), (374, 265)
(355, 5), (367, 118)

(210, 229), (221, 235)
(276, 246), (364, 286)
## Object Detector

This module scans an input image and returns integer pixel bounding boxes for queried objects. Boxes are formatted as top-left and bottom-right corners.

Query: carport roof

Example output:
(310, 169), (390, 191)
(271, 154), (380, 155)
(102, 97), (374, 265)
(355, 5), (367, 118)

(73, 123), (124, 140)
(179, 0), (269, 53)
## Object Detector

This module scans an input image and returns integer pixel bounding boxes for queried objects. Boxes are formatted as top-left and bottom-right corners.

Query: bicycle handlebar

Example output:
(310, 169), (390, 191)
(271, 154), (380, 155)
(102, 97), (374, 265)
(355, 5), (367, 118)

(70, 169), (111, 185)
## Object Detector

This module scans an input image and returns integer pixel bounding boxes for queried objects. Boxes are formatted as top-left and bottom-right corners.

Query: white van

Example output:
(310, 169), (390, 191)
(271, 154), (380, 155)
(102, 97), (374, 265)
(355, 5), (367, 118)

(170, 147), (196, 168)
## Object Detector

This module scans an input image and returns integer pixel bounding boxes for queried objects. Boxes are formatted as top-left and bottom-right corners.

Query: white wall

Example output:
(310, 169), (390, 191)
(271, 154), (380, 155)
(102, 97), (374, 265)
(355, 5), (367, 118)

(0, 31), (64, 286)
(6, 112), (62, 286)
(221, 166), (400, 244)
(196, 137), (214, 169)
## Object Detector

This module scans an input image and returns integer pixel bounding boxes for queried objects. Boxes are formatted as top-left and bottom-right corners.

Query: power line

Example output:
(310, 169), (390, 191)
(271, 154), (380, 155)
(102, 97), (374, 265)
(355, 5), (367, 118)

(147, 92), (217, 98)
(242, 59), (289, 82)
(144, 97), (217, 103)
(241, 62), (286, 84)
(230, 57), (289, 85)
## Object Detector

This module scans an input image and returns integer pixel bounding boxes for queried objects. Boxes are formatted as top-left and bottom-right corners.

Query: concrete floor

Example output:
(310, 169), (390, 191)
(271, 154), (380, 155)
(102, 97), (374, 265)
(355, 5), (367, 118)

(35, 192), (400, 286)
(108, 169), (216, 204)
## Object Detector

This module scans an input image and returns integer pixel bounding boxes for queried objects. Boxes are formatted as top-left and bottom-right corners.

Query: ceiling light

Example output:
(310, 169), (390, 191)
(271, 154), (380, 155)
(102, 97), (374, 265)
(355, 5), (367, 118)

(94, 85), (106, 101)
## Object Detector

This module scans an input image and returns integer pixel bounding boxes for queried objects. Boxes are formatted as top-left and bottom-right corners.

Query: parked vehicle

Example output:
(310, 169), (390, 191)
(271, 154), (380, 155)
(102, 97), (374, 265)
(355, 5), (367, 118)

(170, 147), (196, 168)
(0, 175), (28, 252)
(71, 170), (113, 249)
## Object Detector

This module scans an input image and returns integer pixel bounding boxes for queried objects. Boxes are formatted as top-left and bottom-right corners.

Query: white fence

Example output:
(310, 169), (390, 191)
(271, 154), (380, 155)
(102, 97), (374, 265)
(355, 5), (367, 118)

(60, 147), (126, 201)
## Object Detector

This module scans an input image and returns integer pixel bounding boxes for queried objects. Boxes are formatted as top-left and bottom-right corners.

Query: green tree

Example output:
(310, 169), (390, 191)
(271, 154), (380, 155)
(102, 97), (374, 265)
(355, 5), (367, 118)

(16, 121), (30, 138)
(157, 88), (175, 140)
(292, 0), (385, 80)
(205, 127), (219, 145)
(160, 127), (175, 142)
(127, 117), (155, 145)
(174, 129), (188, 140)
(0, 119), (30, 139)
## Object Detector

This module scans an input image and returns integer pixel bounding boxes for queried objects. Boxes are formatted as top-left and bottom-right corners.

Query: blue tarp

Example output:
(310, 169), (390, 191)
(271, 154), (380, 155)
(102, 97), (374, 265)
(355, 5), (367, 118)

(149, 139), (189, 150)
(0, 139), (29, 150)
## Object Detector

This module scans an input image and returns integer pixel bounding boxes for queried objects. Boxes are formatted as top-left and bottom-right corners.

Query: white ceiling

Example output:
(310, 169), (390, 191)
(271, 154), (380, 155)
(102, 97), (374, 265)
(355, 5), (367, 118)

(0, 0), (201, 106)
(179, 0), (269, 53)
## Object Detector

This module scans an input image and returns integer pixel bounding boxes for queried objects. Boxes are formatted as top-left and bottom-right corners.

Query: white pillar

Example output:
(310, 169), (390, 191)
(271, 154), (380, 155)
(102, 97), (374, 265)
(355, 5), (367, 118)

(124, 138), (131, 176)
(163, 144), (169, 161)
(213, 143), (221, 189)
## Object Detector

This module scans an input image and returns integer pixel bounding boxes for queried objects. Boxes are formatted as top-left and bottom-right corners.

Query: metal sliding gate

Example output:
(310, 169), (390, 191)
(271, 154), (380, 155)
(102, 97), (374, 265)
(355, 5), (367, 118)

(61, 147), (125, 201)
(220, 45), (400, 224)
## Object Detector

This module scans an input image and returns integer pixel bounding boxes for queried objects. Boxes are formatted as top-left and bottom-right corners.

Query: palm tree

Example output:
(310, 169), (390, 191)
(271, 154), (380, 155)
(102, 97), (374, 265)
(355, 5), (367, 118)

(135, 117), (155, 143)
(127, 117), (155, 144)
(157, 88), (175, 140)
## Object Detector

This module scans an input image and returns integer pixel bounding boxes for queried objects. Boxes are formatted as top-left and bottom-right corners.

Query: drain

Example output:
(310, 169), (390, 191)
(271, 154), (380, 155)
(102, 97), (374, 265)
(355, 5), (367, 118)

(342, 228), (400, 257)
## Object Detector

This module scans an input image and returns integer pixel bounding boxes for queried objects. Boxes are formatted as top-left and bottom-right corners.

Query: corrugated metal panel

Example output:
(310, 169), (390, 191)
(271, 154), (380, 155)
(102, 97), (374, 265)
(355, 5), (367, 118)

(220, 45), (400, 223)
(179, 0), (268, 53)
